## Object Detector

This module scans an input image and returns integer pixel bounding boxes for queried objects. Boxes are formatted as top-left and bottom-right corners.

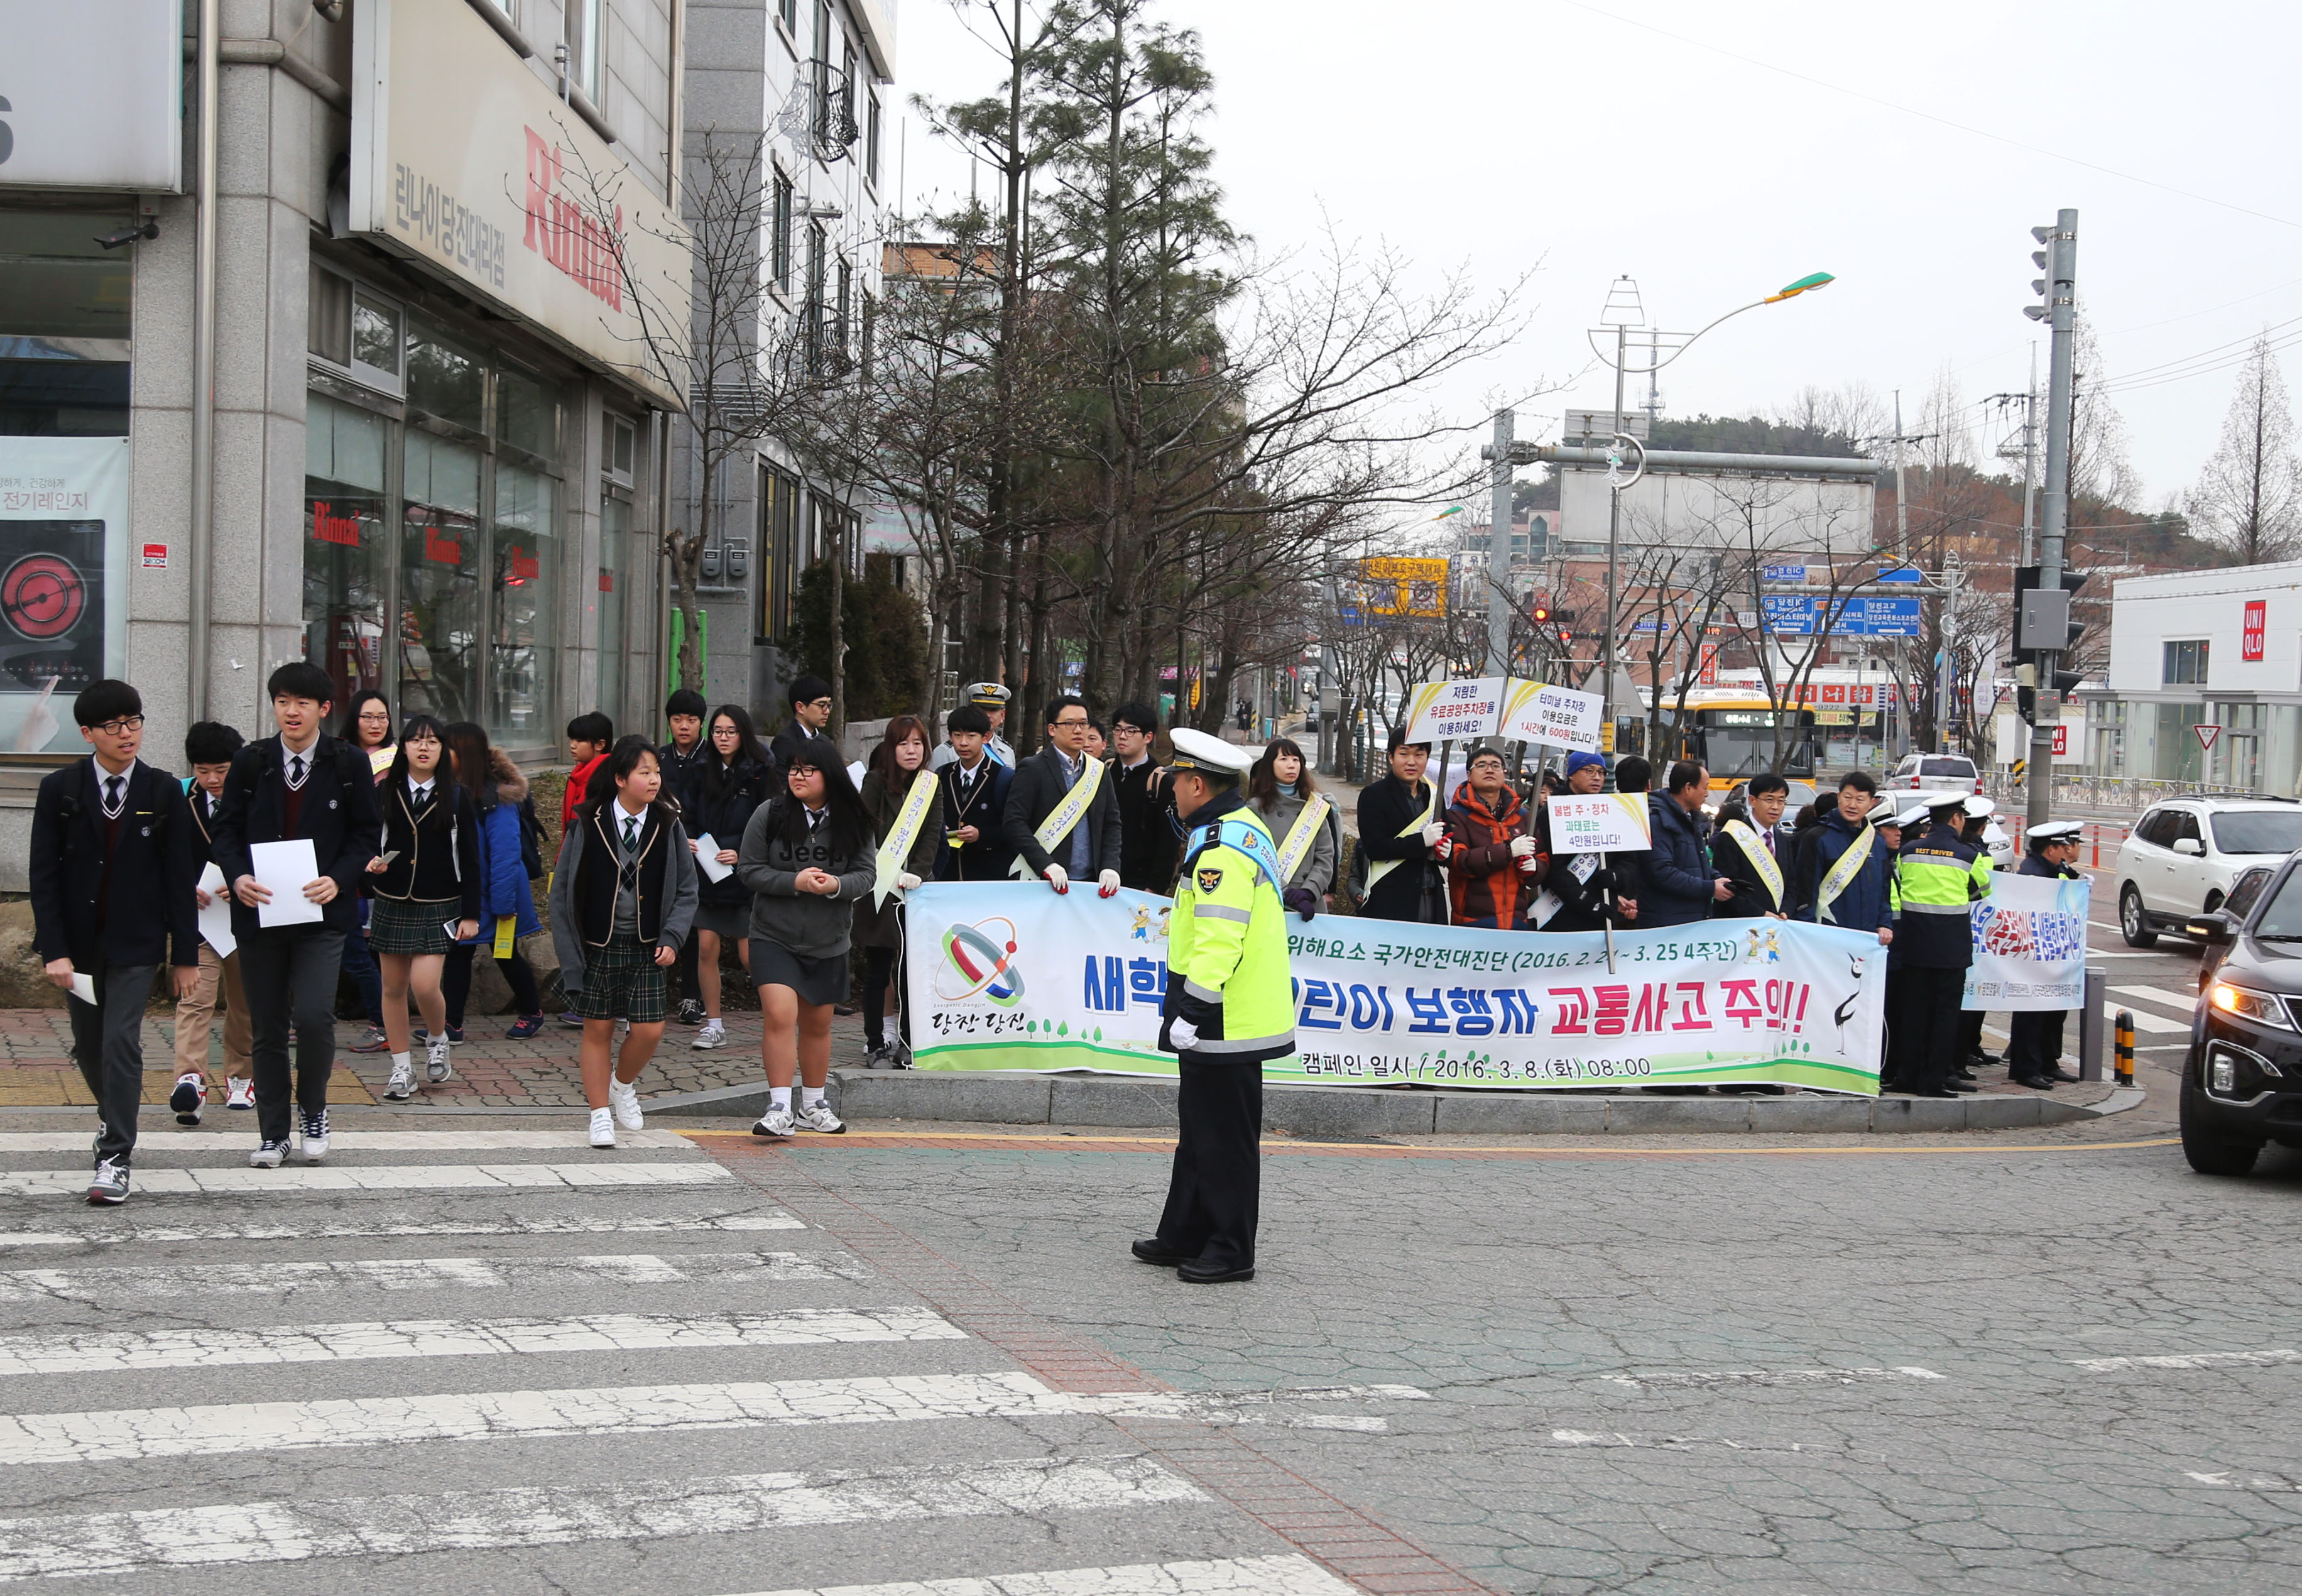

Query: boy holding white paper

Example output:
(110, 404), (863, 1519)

(170, 721), (254, 1120)
(210, 664), (384, 1168)
(28, 680), (202, 1205)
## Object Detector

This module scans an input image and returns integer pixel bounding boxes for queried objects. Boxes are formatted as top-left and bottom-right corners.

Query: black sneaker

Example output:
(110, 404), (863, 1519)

(674, 999), (706, 1027)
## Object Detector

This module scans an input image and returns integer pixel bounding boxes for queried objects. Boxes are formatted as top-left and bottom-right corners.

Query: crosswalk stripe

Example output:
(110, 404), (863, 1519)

(0, 1375), (1427, 1466)
(0, 1212), (804, 1248)
(0, 1130), (704, 1152)
(0, 1309), (965, 1376)
(726, 1553), (1359, 1596)
(0, 1162), (735, 1196)
(0, 1455), (1204, 1581)
(0, 1250), (858, 1302)
(2108, 983), (2201, 1010)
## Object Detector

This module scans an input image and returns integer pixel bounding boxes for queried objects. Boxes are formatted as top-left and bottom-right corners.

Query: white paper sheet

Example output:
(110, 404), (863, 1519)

(690, 832), (733, 883)
(67, 972), (95, 1005)
(195, 862), (236, 958)
(249, 839), (324, 927)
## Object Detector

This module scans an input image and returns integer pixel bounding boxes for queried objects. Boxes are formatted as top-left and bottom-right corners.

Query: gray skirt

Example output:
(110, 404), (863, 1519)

(751, 940), (849, 1007)
(692, 900), (751, 939)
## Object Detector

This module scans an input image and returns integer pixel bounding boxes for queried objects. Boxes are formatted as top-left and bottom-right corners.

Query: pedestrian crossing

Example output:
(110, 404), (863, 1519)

(2106, 985), (2202, 1034)
(0, 1126), (1379, 1592)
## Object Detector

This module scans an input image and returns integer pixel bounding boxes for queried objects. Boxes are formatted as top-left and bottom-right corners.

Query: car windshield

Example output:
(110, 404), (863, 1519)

(1921, 758), (1975, 777)
(2211, 811), (2302, 856)
(2252, 868), (2302, 938)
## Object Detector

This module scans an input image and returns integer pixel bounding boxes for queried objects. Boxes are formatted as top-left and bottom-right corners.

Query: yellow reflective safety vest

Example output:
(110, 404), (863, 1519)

(1890, 821), (1995, 969)
(1165, 792), (1296, 1064)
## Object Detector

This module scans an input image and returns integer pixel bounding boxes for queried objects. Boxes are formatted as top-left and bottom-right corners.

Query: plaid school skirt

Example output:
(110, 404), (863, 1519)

(572, 931), (669, 1024)
(368, 895), (462, 956)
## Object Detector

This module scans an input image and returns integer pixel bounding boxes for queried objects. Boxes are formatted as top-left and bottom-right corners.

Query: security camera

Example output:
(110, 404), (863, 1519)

(94, 222), (160, 250)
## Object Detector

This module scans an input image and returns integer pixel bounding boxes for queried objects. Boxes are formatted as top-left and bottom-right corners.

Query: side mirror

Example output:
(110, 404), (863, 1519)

(2174, 837), (2205, 856)
(2184, 909), (2238, 944)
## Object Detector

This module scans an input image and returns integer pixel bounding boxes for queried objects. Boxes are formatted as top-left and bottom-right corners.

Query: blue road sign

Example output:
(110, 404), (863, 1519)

(1759, 594), (1923, 637)
(1874, 566), (1922, 583)
(1762, 563), (1808, 582)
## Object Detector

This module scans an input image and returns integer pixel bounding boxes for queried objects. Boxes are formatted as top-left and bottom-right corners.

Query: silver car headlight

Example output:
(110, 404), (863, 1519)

(2209, 980), (2295, 1030)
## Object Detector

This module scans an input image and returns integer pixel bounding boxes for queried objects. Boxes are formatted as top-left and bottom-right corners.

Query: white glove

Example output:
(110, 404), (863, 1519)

(1508, 834), (1537, 858)
(1169, 1017), (1200, 1050)
(1419, 821), (1446, 849)
(897, 872), (922, 891)
(1097, 869), (1121, 898)
(1043, 864), (1070, 893)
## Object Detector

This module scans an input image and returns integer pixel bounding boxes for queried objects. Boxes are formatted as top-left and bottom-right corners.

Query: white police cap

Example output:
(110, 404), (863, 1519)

(964, 681), (1012, 708)
(1962, 793), (1995, 819)
(1894, 803), (1931, 829)
(2030, 819), (2083, 841)
(1168, 726), (1255, 775)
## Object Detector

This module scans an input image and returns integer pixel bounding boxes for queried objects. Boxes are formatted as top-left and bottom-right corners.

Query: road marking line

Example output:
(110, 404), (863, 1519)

(2186, 1470), (2302, 1492)
(1551, 1428), (1808, 1455)
(0, 1212), (804, 1248)
(0, 1130), (703, 1152)
(0, 1162), (736, 1196)
(2073, 1349), (2302, 1372)
(2114, 1008), (2192, 1034)
(0, 1456), (1203, 1581)
(704, 1130), (2181, 1158)
(0, 1375), (1426, 1466)
(1601, 1366), (1944, 1391)
(2108, 984), (2201, 1010)
(0, 1309), (964, 1377)
(0, 1250), (858, 1302)
(727, 1554), (1358, 1596)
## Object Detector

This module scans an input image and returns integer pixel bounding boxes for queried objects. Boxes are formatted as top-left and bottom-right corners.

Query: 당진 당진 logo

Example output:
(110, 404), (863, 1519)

(935, 917), (1026, 1007)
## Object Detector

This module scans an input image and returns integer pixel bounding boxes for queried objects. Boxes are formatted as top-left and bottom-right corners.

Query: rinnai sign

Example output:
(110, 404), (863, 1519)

(0, 0), (183, 190)
(2244, 599), (2266, 662)
(350, 0), (687, 407)
(310, 502), (363, 548)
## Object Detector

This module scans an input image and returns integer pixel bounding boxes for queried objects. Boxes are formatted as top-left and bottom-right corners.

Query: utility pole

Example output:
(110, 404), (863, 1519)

(1488, 409), (1512, 678)
(2025, 208), (2078, 829)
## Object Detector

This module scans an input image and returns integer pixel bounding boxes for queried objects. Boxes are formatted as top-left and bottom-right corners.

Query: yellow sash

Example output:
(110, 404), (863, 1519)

(1365, 782), (1436, 893)
(1720, 819), (1784, 911)
(1009, 755), (1105, 879)
(1275, 794), (1332, 885)
(871, 770), (941, 908)
(1815, 821), (1872, 924)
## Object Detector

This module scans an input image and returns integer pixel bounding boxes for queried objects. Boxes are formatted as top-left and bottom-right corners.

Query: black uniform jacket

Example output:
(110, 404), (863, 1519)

(28, 757), (201, 970)
(210, 734), (385, 937)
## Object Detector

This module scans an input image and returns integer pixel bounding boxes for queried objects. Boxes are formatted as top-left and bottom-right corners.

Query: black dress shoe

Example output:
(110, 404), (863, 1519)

(1177, 1259), (1255, 1284)
(1131, 1238), (1192, 1267)
(2043, 1065), (2079, 1083)
(1943, 1079), (1978, 1094)
(2011, 1074), (2055, 1090)
(1915, 1087), (1960, 1098)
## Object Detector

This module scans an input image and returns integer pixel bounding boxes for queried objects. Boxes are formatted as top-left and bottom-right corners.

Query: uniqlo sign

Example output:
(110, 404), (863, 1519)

(2243, 599), (2267, 662)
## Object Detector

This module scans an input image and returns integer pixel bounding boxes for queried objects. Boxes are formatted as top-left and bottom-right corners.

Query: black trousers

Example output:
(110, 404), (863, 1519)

(1959, 1007), (1991, 1061)
(1155, 1057), (1263, 1271)
(862, 943), (910, 1051)
(1894, 967), (1970, 1095)
(239, 927), (346, 1142)
(442, 943), (542, 1027)
(1882, 968), (1906, 1087)
(69, 962), (156, 1164)
(2006, 1009), (2068, 1080)
(670, 930), (701, 1013)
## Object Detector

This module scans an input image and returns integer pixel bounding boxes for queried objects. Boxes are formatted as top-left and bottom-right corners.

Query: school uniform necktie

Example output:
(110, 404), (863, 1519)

(288, 755), (307, 788)
(102, 775), (124, 817)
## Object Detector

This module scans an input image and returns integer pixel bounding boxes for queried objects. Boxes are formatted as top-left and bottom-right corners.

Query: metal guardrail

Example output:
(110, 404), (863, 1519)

(1984, 773), (2266, 812)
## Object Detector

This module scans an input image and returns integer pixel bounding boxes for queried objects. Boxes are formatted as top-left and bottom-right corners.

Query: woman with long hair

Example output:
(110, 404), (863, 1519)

(1247, 736), (1340, 919)
(547, 735), (699, 1147)
(684, 704), (776, 1051)
(341, 689), (396, 779)
(336, 689), (395, 1054)
(738, 735), (875, 1137)
(435, 721), (547, 1041)
(855, 714), (941, 1066)
(364, 714), (482, 1101)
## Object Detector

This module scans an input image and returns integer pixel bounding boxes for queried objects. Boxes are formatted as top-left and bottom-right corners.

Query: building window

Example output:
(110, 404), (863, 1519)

(597, 489), (631, 724)
(834, 256), (852, 371)
(303, 394), (391, 710)
(777, 0), (796, 35)
(574, 0), (607, 101)
(491, 459), (561, 740)
(771, 171), (794, 295)
(866, 89), (881, 187)
(756, 465), (799, 642)
(859, 292), (875, 380)
(604, 413), (636, 488)
(399, 428), (486, 724)
(805, 223), (826, 373)
(308, 264), (404, 395)
(2163, 638), (2211, 686)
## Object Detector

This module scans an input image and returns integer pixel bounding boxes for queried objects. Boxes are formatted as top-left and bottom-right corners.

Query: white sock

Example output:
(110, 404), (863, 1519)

(391, 1051), (411, 1071)
(770, 1086), (792, 1112)
(800, 1086), (825, 1110)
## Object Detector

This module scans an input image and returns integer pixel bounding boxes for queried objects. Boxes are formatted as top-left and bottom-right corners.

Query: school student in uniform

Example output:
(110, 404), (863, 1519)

(210, 662), (386, 1168)
(435, 722), (547, 1040)
(337, 689), (395, 1054)
(682, 705), (777, 1052)
(29, 680), (202, 1204)
(548, 736), (699, 1148)
(856, 716), (941, 1068)
(935, 704), (1015, 881)
(364, 715), (482, 1101)
(172, 720), (254, 1118)
(739, 736), (875, 1138)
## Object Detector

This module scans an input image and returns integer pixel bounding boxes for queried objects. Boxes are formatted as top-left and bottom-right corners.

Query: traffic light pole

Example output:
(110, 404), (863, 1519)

(2028, 208), (2077, 829)
(1489, 410), (1513, 677)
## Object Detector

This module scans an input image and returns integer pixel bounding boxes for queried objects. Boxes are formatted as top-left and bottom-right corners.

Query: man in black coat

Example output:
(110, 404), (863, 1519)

(1110, 701), (1178, 892)
(1640, 760), (1732, 929)
(211, 662), (384, 1167)
(937, 704), (1017, 881)
(1003, 696), (1121, 894)
(28, 680), (202, 1205)
(1711, 771), (1791, 920)
(1355, 728), (1444, 922)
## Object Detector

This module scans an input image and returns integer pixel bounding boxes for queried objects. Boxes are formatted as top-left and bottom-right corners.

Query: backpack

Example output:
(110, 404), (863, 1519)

(517, 792), (547, 881)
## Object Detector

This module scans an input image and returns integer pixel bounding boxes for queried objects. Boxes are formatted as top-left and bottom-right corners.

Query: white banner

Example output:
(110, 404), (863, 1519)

(0, 0), (184, 190)
(1544, 792), (1650, 853)
(1400, 676), (1506, 743)
(1501, 679), (1603, 750)
(906, 882), (1889, 1093)
(1962, 871), (2090, 1012)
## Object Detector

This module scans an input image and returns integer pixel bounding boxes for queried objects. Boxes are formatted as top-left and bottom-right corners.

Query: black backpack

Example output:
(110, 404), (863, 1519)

(517, 792), (547, 881)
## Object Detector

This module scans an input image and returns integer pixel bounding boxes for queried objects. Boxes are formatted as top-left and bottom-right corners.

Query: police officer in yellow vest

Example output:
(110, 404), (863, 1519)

(1890, 793), (1997, 1098)
(1133, 728), (1294, 1284)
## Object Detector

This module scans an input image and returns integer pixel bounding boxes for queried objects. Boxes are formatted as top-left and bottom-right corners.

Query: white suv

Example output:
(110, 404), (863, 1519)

(2116, 797), (2302, 947)
(1885, 753), (1982, 797)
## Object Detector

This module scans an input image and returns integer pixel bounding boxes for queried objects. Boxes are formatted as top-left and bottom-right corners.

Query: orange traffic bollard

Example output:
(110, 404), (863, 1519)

(2114, 1011), (2135, 1086)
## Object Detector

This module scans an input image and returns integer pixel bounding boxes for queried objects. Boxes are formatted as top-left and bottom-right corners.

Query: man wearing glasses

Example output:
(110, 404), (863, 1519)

(1002, 696), (1123, 897)
(28, 680), (203, 1205)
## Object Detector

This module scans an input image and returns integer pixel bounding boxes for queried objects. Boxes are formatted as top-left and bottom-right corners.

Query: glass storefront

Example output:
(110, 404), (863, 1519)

(303, 395), (390, 706)
(398, 427), (484, 722)
(597, 490), (630, 727)
(489, 457), (559, 738)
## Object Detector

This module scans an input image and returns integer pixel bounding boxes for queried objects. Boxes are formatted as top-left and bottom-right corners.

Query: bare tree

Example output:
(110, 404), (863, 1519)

(2068, 308), (2142, 510)
(2189, 331), (2302, 564)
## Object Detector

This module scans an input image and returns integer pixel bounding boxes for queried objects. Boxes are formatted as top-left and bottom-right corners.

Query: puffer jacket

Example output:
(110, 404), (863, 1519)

(1639, 792), (1717, 929)
(468, 749), (541, 939)
(1444, 780), (1541, 928)
(853, 765), (943, 950)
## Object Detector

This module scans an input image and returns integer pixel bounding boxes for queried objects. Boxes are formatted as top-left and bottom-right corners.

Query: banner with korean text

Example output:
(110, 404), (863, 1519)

(1961, 872), (2090, 1012)
(905, 882), (1889, 1093)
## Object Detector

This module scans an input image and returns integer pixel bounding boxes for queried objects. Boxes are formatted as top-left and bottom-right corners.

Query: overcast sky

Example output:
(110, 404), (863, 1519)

(887, 0), (2302, 513)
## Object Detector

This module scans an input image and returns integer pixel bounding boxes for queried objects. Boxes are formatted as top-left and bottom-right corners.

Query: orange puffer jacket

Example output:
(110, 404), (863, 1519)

(1443, 780), (1542, 927)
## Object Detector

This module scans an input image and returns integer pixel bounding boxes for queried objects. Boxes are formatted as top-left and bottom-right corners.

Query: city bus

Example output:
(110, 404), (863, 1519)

(1653, 689), (1822, 795)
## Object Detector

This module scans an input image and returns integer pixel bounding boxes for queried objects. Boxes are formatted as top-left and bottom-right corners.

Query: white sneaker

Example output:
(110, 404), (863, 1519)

(383, 1058), (415, 1101)
(248, 1139), (288, 1169)
(691, 1020), (726, 1050)
(607, 1076), (644, 1131)
(225, 1077), (255, 1110)
(300, 1111), (329, 1163)
(795, 1100), (846, 1135)
(425, 1036), (453, 1083)
(169, 1073), (204, 1126)
(85, 1157), (129, 1205)
(752, 1107), (795, 1139)
(588, 1107), (617, 1149)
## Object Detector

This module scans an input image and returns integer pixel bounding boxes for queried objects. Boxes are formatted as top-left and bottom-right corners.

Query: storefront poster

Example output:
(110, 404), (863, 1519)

(1962, 872), (2090, 1012)
(0, 437), (128, 752)
(905, 882), (1889, 1094)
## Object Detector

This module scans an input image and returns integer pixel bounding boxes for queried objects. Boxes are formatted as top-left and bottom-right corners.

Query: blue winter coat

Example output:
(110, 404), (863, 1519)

(1792, 805), (1893, 935)
(461, 753), (540, 941)
(1639, 792), (1716, 928)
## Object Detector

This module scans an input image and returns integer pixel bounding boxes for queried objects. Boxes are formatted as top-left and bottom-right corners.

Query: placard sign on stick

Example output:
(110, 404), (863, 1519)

(1502, 679), (1603, 750)
(1401, 676), (1505, 743)
(1545, 792), (1650, 853)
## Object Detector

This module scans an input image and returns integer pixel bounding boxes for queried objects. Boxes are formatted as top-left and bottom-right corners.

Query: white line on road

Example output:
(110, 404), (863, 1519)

(0, 1162), (736, 1196)
(1551, 1428), (1808, 1455)
(2108, 984), (2202, 1011)
(2073, 1349), (2302, 1372)
(728, 1554), (1358, 1596)
(0, 1308), (964, 1377)
(2186, 1470), (2302, 1492)
(2112, 1008), (2193, 1034)
(0, 1455), (1204, 1582)
(0, 1212), (803, 1248)
(0, 1375), (1428, 1465)
(0, 1130), (704, 1152)
(1601, 1366), (1944, 1391)
(0, 1250), (858, 1302)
